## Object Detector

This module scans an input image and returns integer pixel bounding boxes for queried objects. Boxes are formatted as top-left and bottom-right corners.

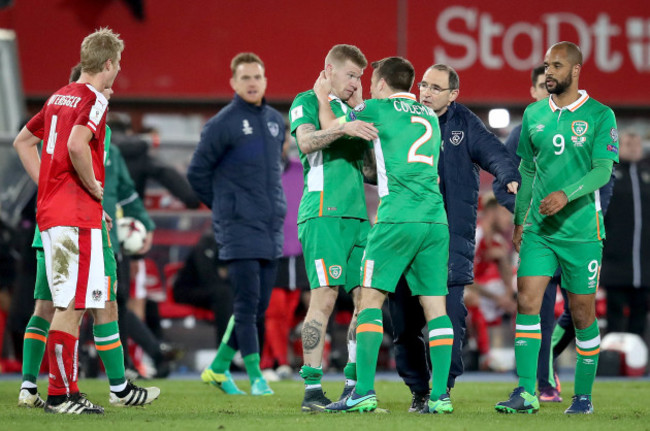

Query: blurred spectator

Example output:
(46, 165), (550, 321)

(0, 218), (20, 371)
(465, 194), (517, 369)
(601, 130), (650, 337)
(107, 113), (200, 344)
(172, 230), (233, 346)
(108, 114), (201, 210)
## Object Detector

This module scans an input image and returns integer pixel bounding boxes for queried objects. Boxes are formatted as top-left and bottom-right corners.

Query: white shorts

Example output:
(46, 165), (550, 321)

(41, 226), (106, 309)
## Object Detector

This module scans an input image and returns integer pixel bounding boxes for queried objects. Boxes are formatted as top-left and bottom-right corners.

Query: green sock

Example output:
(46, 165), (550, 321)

(343, 362), (357, 383)
(210, 343), (236, 373)
(574, 320), (600, 396)
(299, 365), (323, 386)
(355, 308), (383, 396)
(210, 316), (236, 373)
(93, 321), (126, 388)
(428, 315), (453, 399)
(22, 315), (50, 384)
(548, 324), (565, 389)
(515, 313), (541, 395)
(243, 353), (263, 381)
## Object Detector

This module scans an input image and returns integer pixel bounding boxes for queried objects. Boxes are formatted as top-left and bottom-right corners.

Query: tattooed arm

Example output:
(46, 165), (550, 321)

(295, 123), (348, 155)
(295, 121), (379, 155)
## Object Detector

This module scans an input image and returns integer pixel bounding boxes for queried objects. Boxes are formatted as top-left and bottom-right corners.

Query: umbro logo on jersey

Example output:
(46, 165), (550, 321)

(329, 265), (342, 279)
(450, 131), (464, 145)
(242, 120), (253, 135)
(610, 128), (619, 143)
(535, 124), (545, 132)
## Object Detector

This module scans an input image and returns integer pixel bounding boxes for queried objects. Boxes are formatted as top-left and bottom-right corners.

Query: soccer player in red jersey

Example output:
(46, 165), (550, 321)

(13, 28), (130, 414)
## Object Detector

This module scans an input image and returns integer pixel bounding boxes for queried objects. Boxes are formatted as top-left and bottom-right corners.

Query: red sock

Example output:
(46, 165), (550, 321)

(47, 330), (79, 396)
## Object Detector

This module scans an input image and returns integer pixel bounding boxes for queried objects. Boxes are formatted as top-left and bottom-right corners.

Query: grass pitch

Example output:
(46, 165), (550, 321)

(0, 378), (648, 431)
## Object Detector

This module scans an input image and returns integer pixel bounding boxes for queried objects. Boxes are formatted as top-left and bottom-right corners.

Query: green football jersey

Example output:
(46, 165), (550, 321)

(517, 91), (618, 241)
(32, 126), (112, 248)
(347, 93), (447, 224)
(290, 90), (369, 223)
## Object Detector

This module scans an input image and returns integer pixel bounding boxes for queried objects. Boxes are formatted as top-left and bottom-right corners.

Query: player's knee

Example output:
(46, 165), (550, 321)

(309, 287), (337, 314)
(33, 300), (55, 322)
(569, 306), (595, 329)
(517, 300), (539, 315)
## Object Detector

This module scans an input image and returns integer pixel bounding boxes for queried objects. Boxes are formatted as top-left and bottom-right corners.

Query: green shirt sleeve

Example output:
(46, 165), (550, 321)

(289, 92), (319, 135)
(514, 159), (536, 226)
(561, 159), (613, 203)
(591, 108), (619, 163)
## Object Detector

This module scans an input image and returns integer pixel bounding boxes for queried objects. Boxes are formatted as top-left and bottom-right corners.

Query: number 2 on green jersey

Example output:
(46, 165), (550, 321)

(408, 116), (434, 165)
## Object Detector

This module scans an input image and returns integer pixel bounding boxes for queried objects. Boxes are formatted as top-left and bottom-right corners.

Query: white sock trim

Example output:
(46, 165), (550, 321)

(110, 381), (128, 393)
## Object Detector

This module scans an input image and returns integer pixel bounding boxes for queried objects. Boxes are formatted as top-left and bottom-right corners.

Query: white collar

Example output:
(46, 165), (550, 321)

(549, 89), (589, 112)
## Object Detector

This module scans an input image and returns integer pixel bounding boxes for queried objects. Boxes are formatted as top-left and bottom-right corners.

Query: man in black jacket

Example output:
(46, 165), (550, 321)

(187, 52), (286, 396)
(389, 64), (520, 411)
(601, 129), (649, 337)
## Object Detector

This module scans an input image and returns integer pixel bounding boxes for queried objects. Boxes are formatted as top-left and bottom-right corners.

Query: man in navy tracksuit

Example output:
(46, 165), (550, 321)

(187, 52), (286, 396)
(389, 64), (520, 411)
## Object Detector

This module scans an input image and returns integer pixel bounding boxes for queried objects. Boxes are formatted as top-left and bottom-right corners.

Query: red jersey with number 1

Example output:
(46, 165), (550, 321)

(26, 82), (108, 230)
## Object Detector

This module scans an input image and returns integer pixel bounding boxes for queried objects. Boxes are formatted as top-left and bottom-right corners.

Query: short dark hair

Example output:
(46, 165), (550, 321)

(69, 63), (82, 83)
(230, 52), (264, 77)
(426, 64), (459, 90)
(325, 44), (367, 69)
(371, 57), (414, 92)
(531, 65), (545, 86)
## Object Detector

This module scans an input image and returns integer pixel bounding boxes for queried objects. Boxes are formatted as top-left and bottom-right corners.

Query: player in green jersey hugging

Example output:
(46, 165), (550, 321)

(314, 57), (454, 415)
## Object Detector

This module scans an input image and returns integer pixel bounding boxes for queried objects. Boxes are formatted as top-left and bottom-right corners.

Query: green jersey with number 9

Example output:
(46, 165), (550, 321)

(517, 91), (619, 241)
(347, 93), (447, 225)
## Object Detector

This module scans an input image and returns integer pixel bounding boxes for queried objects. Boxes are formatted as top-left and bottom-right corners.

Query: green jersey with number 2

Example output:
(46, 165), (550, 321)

(348, 93), (447, 225)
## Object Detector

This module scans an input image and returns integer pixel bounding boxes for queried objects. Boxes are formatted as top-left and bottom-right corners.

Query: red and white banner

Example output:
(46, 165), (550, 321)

(0, 0), (647, 105)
